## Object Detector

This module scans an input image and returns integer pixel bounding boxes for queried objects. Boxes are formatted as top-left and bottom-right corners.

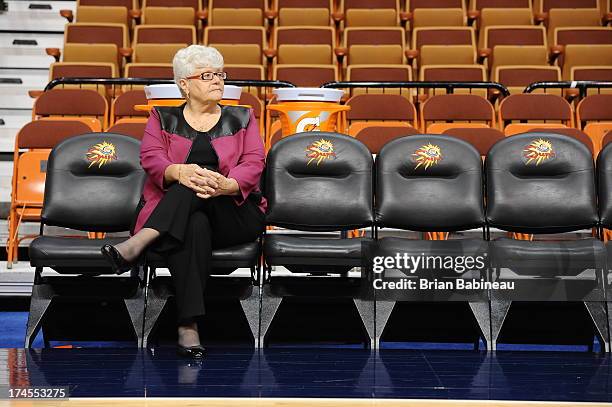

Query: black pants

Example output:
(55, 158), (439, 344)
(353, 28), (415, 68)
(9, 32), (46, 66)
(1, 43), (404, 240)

(144, 183), (265, 322)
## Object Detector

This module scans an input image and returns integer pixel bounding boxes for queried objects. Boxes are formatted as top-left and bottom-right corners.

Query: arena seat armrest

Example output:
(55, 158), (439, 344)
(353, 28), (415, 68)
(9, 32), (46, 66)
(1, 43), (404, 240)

(28, 90), (44, 98)
(196, 9), (207, 21)
(334, 47), (347, 64)
(332, 11), (344, 23)
(405, 49), (419, 65)
(549, 45), (564, 64)
(265, 9), (277, 23)
(467, 10), (479, 25)
(119, 47), (133, 61)
(59, 9), (73, 23)
(603, 13), (612, 26)
(129, 9), (142, 22)
(477, 48), (491, 64)
(46, 47), (61, 62)
(534, 12), (548, 25)
(400, 11), (412, 22)
(264, 48), (277, 61)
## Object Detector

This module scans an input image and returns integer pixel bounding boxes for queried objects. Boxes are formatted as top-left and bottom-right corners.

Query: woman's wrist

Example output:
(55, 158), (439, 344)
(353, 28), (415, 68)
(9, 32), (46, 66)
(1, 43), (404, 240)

(164, 164), (181, 184)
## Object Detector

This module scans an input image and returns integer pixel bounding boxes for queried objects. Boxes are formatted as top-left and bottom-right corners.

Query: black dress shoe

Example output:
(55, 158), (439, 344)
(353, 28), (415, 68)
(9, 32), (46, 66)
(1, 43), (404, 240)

(101, 244), (132, 274)
(177, 344), (206, 359)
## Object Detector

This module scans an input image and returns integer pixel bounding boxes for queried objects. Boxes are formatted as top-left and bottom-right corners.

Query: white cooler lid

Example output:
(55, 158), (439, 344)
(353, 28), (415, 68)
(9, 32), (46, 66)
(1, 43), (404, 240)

(273, 87), (343, 102)
(144, 84), (242, 100)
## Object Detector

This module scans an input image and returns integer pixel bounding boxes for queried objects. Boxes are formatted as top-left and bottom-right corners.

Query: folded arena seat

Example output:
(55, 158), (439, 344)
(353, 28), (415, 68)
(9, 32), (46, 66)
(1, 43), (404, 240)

(373, 135), (490, 348)
(26, 133), (147, 347)
(261, 132), (375, 347)
(486, 132), (609, 351)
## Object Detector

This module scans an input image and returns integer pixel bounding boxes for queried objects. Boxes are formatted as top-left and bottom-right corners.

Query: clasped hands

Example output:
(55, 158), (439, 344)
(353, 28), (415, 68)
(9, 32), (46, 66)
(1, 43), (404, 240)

(178, 164), (239, 199)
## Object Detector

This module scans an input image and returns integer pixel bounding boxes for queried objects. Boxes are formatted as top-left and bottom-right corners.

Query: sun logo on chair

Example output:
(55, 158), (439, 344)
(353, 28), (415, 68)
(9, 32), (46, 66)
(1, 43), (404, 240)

(523, 139), (555, 166)
(413, 143), (442, 170)
(86, 141), (117, 168)
(306, 138), (336, 166)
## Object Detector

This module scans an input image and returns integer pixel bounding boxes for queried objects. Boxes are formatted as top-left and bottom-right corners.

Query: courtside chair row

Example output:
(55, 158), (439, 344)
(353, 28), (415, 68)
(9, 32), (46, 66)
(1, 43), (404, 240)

(25, 131), (612, 351)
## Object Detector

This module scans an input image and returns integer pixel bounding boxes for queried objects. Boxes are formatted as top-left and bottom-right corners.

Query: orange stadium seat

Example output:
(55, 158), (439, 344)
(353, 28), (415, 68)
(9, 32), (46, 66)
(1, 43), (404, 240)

(405, 0), (466, 28)
(46, 23), (129, 72)
(479, 25), (548, 72)
(577, 94), (612, 153)
(204, 26), (267, 66)
(498, 93), (574, 135)
(59, 0), (139, 27)
(141, 0), (206, 27)
(468, 0), (533, 32)
(346, 93), (418, 129)
(348, 122), (420, 154)
(409, 27), (476, 69)
(110, 89), (148, 125)
(439, 126), (505, 156)
(345, 65), (413, 96)
(334, 0), (401, 27)
(421, 94), (495, 132)
(207, 0), (268, 26)
(32, 89), (109, 129)
(272, 0), (333, 26)
(132, 25), (196, 64)
(7, 119), (100, 267)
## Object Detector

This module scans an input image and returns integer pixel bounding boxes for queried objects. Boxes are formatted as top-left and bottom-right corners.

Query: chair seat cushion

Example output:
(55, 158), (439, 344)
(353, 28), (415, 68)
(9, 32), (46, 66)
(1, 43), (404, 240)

(146, 241), (260, 270)
(377, 237), (489, 277)
(491, 237), (605, 278)
(29, 236), (128, 271)
(264, 235), (370, 266)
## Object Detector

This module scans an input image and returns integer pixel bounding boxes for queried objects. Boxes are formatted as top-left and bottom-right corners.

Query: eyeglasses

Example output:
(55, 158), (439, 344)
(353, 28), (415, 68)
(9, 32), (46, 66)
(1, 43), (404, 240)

(184, 71), (227, 81)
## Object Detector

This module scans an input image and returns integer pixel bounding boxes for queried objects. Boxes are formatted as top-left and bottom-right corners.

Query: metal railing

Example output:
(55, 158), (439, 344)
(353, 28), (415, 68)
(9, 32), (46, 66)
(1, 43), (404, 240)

(321, 81), (510, 97)
(524, 81), (612, 98)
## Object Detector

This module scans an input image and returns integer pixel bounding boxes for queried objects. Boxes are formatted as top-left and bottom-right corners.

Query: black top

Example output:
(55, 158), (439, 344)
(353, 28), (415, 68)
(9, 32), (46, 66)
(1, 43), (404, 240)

(178, 107), (219, 171)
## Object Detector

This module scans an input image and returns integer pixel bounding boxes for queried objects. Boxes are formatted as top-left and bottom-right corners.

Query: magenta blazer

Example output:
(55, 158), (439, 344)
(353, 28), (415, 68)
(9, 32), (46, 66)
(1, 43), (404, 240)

(133, 104), (267, 234)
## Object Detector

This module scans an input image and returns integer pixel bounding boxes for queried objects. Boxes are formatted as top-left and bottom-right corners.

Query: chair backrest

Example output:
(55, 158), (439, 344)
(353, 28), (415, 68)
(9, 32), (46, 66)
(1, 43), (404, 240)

(274, 65), (337, 87)
(41, 133), (146, 232)
(107, 119), (147, 140)
(578, 94), (612, 124)
(111, 90), (148, 123)
(486, 132), (597, 233)
(33, 89), (108, 127)
(124, 63), (174, 79)
(499, 94), (573, 126)
(65, 23), (128, 48)
(265, 132), (373, 231)
(376, 135), (484, 231)
(540, 0), (598, 12)
(50, 62), (117, 80)
(134, 25), (196, 44)
(347, 94), (417, 124)
(598, 133), (612, 227)
(422, 94), (495, 129)
(441, 127), (505, 156)
(349, 122), (420, 154)
(17, 120), (95, 149)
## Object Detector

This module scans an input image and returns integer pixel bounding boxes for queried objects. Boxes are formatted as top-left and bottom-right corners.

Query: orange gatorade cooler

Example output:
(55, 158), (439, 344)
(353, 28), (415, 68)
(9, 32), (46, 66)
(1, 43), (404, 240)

(267, 88), (349, 140)
(135, 84), (244, 112)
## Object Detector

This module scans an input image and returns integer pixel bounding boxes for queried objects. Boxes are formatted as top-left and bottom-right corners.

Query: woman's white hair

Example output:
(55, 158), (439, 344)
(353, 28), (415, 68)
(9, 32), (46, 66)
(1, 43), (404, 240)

(173, 45), (224, 89)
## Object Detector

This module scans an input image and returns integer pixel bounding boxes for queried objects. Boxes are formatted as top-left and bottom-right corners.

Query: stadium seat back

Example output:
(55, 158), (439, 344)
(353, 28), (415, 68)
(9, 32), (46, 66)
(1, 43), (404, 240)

(274, 64), (337, 87)
(376, 134), (484, 230)
(265, 132), (373, 231)
(486, 132), (597, 233)
(41, 133), (145, 231)
(422, 94), (495, 130)
(348, 122), (420, 154)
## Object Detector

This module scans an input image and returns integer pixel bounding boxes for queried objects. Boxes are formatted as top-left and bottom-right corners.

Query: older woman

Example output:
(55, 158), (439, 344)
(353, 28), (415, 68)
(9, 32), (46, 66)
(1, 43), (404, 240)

(101, 45), (266, 358)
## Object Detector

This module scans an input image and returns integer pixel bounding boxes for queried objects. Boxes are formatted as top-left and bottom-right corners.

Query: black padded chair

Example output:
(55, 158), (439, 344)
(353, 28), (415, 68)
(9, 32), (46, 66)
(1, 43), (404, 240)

(262, 132), (375, 347)
(596, 142), (612, 352)
(374, 135), (490, 349)
(26, 133), (146, 347)
(142, 242), (262, 348)
(487, 132), (608, 351)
